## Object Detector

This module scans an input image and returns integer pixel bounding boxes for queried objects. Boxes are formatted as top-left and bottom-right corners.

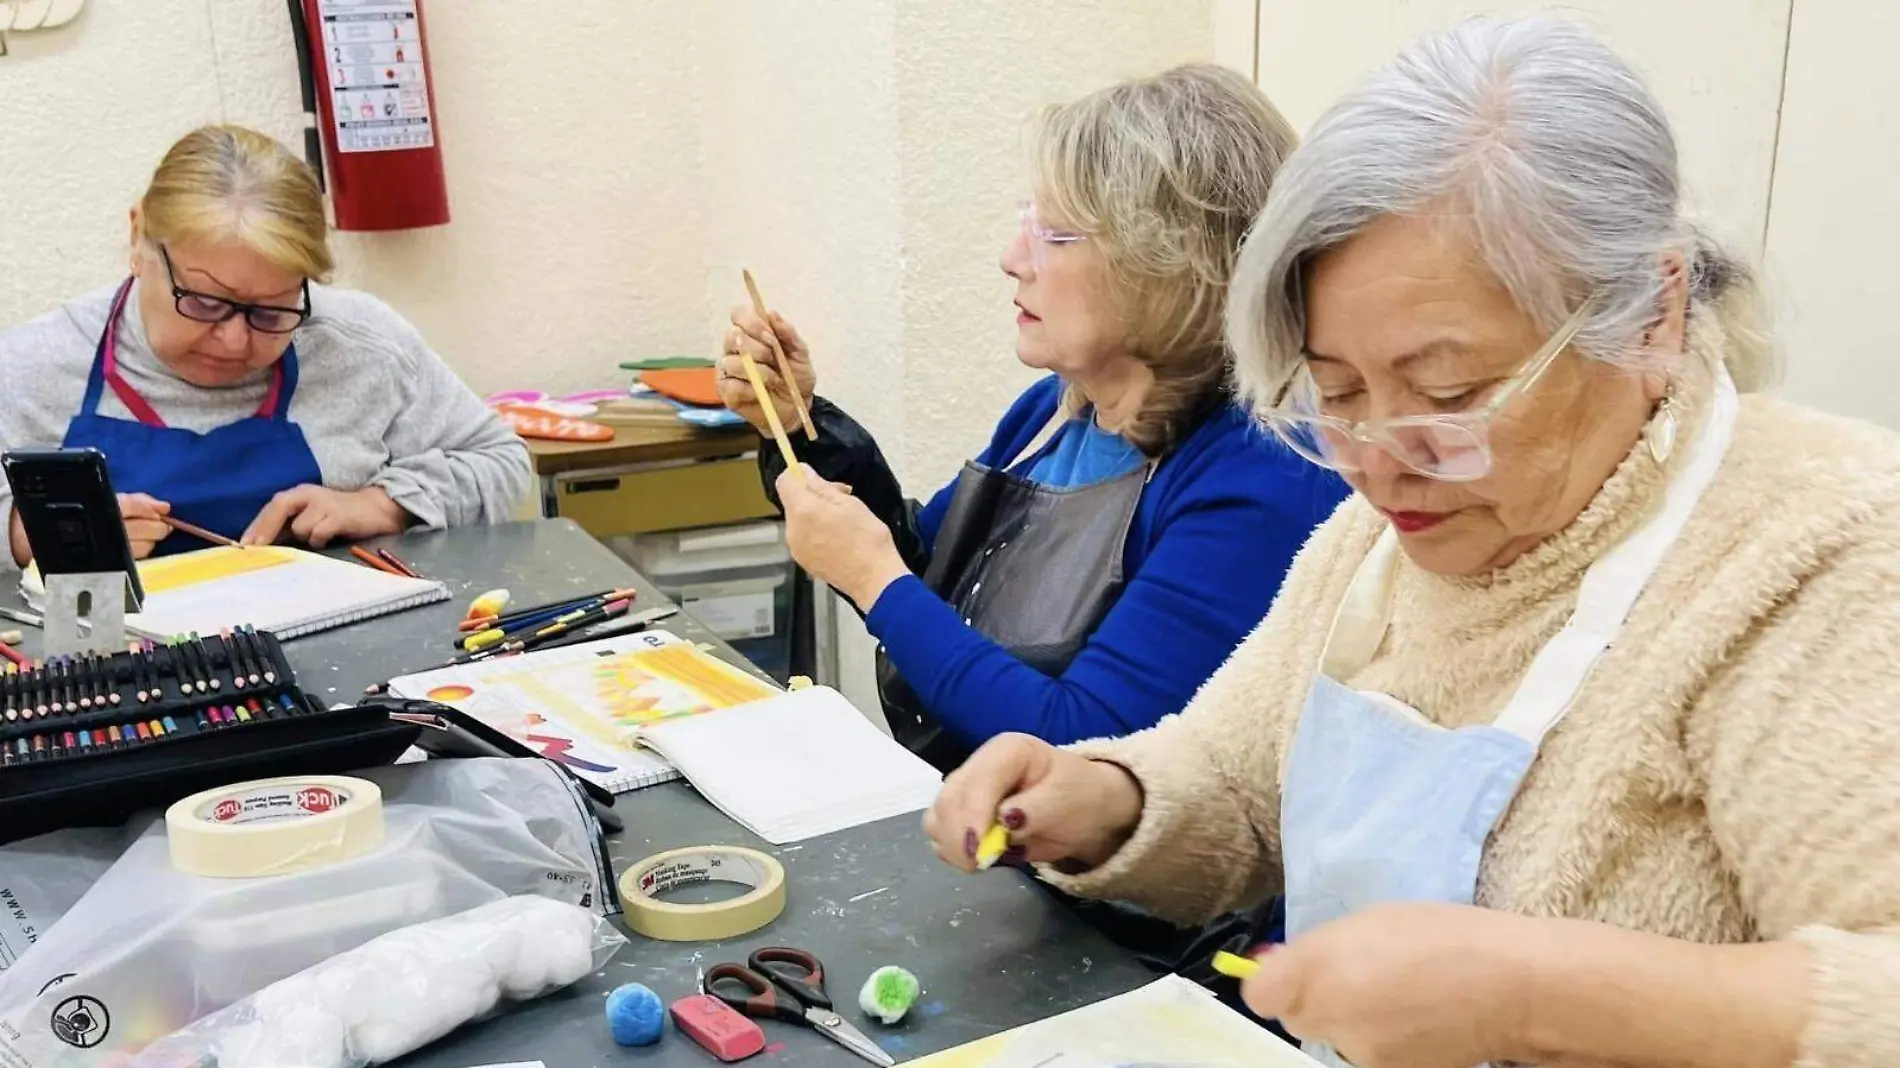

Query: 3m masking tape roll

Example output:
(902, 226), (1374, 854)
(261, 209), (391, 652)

(166, 775), (385, 878)
(620, 846), (786, 942)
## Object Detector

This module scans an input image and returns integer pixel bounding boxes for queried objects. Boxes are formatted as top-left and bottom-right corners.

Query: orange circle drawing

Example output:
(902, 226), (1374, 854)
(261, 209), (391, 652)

(426, 684), (475, 703)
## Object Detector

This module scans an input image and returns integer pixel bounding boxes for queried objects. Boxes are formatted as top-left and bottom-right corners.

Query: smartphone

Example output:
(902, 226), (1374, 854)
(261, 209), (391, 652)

(2, 447), (145, 609)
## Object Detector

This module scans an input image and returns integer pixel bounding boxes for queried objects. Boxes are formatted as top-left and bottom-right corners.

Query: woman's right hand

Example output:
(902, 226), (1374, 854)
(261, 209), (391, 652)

(924, 733), (1145, 874)
(118, 493), (171, 559)
(717, 305), (816, 437)
(6, 492), (170, 566)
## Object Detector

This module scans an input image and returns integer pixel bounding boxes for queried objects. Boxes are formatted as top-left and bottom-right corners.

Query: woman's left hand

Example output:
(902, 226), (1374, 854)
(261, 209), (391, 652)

(242, 485), (411, 548)
(775, 467), (910, 610)
(1243, 903), (1543, 1068)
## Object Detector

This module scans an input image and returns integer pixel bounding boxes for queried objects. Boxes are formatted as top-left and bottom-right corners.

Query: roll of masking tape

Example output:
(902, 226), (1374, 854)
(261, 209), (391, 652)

(620, 846), (786, 942)
(166, 775), (385, 878)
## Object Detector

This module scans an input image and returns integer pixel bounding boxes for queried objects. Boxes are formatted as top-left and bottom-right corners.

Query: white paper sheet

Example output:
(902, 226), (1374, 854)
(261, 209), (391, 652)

(635, 686), (942, 844)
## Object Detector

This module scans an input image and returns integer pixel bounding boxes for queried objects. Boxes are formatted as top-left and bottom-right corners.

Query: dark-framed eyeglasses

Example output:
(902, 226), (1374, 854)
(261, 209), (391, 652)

(158, 245), (311, 334)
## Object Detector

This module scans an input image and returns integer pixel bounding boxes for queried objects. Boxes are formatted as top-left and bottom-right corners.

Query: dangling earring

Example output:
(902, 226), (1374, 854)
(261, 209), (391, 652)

(1649, 394), (1678, 464)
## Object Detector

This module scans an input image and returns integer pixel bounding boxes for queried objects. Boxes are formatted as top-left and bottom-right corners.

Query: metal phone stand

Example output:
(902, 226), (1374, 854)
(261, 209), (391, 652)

(42, 572), (133, 657)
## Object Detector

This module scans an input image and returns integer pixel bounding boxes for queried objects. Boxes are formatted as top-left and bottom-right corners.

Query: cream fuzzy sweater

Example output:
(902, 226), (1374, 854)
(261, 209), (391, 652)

(1049, 323), (1900, 1067)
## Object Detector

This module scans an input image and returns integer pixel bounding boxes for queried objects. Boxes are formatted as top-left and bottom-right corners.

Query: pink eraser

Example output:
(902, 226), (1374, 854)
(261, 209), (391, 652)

(670, 994), (767, 1062)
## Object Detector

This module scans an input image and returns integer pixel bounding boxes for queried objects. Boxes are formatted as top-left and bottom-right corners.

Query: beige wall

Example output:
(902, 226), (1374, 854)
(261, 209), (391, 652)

(1248, 0), (1900, 431)
(0, 1), (1216, 482)
(0, 3), (1217, 706)
(1255, 1), (1791, 259)
(1762, 2), (1900, 429)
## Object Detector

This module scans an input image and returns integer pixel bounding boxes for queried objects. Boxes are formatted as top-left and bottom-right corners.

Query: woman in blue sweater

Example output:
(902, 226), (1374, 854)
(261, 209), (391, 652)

(719, 66), (1346, 771)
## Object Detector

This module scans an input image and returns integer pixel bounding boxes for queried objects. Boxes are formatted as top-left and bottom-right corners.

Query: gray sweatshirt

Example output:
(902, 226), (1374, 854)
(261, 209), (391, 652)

(0, 281), (530, 538)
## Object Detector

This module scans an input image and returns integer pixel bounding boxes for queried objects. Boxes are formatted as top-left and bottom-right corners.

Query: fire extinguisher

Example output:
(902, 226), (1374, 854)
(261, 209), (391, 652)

(287, 0), (450, 232)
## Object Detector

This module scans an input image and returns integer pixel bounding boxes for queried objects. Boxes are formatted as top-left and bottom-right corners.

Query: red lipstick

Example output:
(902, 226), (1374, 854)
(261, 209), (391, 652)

(1384, 510), (1450, 534)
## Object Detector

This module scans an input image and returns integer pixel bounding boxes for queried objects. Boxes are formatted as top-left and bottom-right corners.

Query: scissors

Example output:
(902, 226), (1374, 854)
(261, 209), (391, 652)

(703, 946), (894, 1066)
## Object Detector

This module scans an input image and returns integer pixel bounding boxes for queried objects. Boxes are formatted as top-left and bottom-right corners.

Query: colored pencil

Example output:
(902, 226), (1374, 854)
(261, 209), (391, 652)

(458, 588), (638, 650)
(349, 545), (407, 576)
(162, 515), (244, 549)
(524, 606), (681, 653)
(193, 633), (221, 691)
(460, 587), (623, 631)
(219, 630), (245, 690)
(462, 597), (632, 663)
(375, 547), (423, 579)
(0, 640), (28, 669)
(243, 626), (276, 684)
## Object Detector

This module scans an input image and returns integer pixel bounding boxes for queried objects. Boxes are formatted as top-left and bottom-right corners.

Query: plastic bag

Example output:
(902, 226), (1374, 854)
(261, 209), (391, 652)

(0, 824), (140, 974)
(131, 895), (625, 1068)
(0, 757), (612, 1068)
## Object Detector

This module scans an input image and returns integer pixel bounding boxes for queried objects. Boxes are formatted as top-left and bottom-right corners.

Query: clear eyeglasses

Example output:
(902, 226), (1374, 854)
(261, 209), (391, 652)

(1017, 199), (1085, 272)
(1263, 300), (1595, 483)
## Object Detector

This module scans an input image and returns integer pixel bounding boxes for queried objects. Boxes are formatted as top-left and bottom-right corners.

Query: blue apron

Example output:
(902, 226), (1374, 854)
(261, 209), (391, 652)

(1277, 369), (1739, 1067)
(61, 279), (324, 557)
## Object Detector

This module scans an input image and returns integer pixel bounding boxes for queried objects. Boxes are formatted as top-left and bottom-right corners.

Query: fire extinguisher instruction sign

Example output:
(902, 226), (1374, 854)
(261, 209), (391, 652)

(319, 0), (435, 154)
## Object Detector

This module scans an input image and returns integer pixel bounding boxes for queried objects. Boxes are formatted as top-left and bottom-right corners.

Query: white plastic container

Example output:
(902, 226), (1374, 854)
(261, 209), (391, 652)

(611, 521), (792, 643)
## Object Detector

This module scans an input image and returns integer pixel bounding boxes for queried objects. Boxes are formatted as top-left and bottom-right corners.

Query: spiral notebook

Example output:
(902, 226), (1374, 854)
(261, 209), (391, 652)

(386, 629), (782, 794)
(22, 545), (450, 641)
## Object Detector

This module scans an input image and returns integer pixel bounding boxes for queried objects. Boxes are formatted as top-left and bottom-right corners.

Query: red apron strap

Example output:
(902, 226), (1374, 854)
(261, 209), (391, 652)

(100, 288), (168, 429)
(100, 289), (287, 425)
(253, 360), (286, 418)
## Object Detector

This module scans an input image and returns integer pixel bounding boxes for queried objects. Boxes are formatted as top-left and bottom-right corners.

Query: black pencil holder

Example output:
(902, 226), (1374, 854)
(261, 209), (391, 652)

(0, 628), (417, 844)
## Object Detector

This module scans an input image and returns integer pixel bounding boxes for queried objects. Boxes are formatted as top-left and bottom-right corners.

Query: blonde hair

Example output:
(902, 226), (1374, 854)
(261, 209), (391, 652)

(137, 125), (333, 282)
(1228, 17), (1778, 420)
(1031, 64), (1298, 453)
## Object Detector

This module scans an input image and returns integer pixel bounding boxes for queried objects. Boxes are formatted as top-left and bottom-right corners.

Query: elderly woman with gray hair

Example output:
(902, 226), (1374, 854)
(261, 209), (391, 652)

(927, 17), (1900, 1068)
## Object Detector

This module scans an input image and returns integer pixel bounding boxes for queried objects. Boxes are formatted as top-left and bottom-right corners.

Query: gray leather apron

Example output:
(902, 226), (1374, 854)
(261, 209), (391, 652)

(877, 412), (1154, 771)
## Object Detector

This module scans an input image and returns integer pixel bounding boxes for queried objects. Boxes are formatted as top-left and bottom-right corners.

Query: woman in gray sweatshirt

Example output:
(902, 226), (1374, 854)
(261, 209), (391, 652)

(0, 125), (529, 563)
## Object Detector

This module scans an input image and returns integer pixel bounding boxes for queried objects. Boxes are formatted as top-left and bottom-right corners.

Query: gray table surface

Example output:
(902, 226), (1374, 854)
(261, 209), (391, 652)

(13, 520), (1153, 1067)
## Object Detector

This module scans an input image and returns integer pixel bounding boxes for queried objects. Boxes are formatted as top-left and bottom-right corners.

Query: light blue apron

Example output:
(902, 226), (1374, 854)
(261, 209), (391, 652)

(1279, 369), (1738, 1067)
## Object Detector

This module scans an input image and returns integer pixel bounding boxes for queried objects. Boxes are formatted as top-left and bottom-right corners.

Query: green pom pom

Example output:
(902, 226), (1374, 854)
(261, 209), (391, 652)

(858, 965), (921, 1024)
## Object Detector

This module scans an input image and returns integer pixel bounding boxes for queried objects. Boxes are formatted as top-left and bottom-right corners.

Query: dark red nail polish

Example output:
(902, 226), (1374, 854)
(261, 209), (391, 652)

(964, 829), (978, 857)
(1249, 943), (1277, 960)
(1002, 808), (1027, 831)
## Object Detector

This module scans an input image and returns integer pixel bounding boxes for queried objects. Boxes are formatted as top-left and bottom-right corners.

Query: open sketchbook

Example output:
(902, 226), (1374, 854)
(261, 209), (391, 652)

(387, 629), (781, 794)
(634, 685), (943, 844)
(23, 545), (447, 641)
(910, 975), (1324, 1067)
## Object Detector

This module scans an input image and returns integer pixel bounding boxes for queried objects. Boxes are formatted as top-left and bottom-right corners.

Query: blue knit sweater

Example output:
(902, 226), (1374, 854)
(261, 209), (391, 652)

(867, 377), (1347, 750)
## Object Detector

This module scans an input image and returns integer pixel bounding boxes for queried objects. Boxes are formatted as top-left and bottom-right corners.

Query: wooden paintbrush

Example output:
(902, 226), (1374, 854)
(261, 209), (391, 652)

(742, 269), (818, 439)
(739, 347), (802, 481)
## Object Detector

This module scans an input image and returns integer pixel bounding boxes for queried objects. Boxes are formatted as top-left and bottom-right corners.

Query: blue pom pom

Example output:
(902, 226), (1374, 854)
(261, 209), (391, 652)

(606, 982), (665, 1047)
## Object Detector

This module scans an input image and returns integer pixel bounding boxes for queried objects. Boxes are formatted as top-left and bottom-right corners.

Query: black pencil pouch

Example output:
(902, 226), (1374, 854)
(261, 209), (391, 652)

(0, 629), (419, 844)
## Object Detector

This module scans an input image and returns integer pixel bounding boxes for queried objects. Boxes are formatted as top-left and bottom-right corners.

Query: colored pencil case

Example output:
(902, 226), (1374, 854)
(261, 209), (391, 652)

(0, 630), (417, 845)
